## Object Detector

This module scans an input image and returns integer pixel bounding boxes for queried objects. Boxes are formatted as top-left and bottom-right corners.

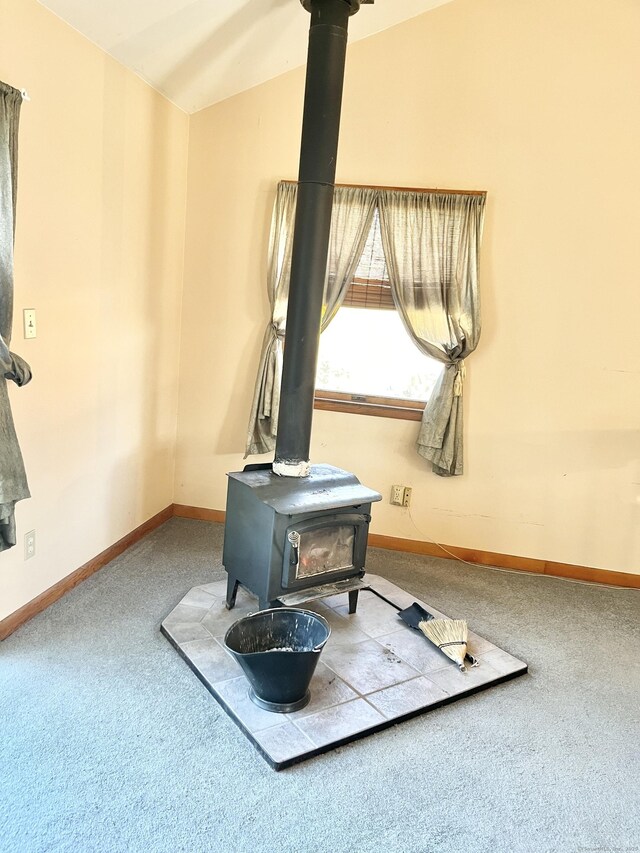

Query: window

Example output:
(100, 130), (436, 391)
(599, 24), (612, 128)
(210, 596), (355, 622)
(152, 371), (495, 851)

(315, 209), (443, 420)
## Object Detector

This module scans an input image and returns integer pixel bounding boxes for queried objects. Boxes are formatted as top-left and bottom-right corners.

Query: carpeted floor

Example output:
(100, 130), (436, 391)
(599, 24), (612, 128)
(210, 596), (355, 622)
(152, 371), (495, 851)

(1, 517), (638, 853)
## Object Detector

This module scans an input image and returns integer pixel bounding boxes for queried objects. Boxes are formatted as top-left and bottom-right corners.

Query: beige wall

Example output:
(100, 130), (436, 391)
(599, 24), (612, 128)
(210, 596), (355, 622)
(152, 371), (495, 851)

(0, 0), (189, 620)
(1, 0), (638, 624)
(175, 0), (640, 575)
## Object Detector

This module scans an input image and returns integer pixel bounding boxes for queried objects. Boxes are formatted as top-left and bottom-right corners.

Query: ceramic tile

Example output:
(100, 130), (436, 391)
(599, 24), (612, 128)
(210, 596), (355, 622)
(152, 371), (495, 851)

(302, 600), (371, 646)
(322, 583), (411, 612)
(163, 603), (210, 628)
(286, 662), (358, 720)
(198, 581), (256, 607)
(294, 698), (385, 748)
(200, 602), (256, 639)
(376, 628), (452, 673)
(467, 632), (498, 655)
(365, 576), (417, 608)
(215, 677), (286, 733)
(320, 592), (355, 609)
(179, 587), (219, 610)
(477, 648), (527, 677)
(427, 659), (502, 696)
(163, 621), (212, 645)
(333, 590), (408, 638)
(178, 636), (219, 659)
(367, 577), (451, 618)
(366, 676), (449, 718)
(180, 637), (240, 684)
(297, 599), (336, 617)
(375, 587), (419, 611)
(322, 639), (420, 694)
(253, 721), (315, 764)
(195, 580), (229, 598)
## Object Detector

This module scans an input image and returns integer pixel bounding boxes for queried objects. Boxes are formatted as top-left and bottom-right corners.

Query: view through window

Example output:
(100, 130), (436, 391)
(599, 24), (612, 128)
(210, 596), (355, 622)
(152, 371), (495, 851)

(315, 209), (443, 420)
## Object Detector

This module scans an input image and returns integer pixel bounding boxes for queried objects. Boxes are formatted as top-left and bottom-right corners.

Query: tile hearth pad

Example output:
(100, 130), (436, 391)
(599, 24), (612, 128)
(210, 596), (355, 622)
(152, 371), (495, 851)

(161, 575), (527, 769)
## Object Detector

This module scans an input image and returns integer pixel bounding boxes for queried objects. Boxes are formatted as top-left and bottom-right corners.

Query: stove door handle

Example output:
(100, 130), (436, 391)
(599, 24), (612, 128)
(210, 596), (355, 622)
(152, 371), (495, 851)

(287, 530), (301, 568)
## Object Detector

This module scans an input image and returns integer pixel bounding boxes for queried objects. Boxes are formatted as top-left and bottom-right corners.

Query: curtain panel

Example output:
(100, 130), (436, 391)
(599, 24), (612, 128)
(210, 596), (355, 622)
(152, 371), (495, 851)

(378, 190), (485, 476)
(245, 181), (376, 456)
(0, 81), (31, 551)
(245, 181), (485, 477)
(245, 181), (297, 457)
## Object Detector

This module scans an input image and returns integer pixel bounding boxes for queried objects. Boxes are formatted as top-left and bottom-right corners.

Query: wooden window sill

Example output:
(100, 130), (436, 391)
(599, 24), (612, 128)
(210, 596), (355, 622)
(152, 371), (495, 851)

(314, 392), (424, 422)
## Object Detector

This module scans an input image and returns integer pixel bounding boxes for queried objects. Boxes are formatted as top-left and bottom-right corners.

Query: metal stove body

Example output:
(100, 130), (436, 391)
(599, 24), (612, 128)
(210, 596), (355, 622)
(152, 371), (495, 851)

(223, 464), (381, 611)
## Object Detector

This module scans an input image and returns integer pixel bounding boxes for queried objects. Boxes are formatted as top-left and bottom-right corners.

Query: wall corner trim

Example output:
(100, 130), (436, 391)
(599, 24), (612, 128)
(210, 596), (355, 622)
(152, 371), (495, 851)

(173, 503), (225, 523)
(0, 505), (173, 641)
(3, 502), (637, 641)
(366, 533), (640, 590)
(174, 505), (639, 590)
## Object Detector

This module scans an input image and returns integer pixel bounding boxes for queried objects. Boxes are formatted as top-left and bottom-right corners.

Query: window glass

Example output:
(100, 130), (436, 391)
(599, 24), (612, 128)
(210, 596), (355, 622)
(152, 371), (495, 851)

(297, 525), (355, 577)
(316, 307), (443, 402)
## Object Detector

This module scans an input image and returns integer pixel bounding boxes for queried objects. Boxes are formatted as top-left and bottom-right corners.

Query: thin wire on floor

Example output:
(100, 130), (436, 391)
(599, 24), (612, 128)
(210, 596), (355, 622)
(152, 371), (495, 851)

(406, 507), (637, 592)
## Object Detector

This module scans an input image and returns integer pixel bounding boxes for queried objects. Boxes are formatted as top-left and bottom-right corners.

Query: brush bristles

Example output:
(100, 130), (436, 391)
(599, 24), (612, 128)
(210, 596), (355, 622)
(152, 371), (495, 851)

(419, 619), (468, 671)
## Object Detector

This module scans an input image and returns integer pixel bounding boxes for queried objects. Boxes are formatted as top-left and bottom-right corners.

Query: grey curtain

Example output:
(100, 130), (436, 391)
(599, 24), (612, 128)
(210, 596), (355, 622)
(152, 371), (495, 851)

(378, 190), (485, 477)
(0, 81), (31, 551)
(245, 181), (297, 457)
(245, 182), (375, 456)
(320, 185), (376, 331)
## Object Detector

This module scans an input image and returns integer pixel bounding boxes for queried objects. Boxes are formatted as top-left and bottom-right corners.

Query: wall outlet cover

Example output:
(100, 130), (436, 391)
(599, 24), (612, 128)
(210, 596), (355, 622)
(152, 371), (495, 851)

(24, 529), (36, 560)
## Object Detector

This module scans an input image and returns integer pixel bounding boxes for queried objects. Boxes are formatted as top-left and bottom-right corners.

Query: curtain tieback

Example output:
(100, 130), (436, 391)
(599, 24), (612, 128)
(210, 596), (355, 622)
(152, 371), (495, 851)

(3, 351), (32, 387)
(271, 323), (285, 341)
(453, 360), (466, 396)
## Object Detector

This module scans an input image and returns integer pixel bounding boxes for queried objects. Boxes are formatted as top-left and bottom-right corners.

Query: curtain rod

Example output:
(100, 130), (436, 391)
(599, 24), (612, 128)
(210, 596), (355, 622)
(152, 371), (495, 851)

(282, 179), (486, 197)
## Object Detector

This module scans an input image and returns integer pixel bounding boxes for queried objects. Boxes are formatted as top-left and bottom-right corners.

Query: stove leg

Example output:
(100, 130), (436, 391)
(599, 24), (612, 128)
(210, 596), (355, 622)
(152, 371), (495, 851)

(259, 598), (281, 611)
(348, 589), (359, 614)
(226, 575), (239, 610)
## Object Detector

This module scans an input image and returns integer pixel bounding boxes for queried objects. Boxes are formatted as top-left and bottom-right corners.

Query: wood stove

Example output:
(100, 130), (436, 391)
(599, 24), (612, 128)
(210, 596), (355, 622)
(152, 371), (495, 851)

(223, 463), (380, 611)
(223, 0), (379, 612)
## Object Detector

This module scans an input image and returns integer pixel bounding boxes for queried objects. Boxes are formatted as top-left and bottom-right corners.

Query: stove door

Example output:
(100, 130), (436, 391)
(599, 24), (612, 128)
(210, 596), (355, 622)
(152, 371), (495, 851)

(282, 513), (369, 589)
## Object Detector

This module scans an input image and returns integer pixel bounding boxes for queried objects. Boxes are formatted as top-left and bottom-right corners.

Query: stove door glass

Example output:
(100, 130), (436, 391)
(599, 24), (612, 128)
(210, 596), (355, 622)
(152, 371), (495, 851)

(297, 525), (355, 578)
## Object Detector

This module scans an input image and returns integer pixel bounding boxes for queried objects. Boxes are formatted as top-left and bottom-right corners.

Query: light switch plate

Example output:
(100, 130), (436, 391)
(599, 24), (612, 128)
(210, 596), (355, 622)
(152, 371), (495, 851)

(23, 308), (36, 339)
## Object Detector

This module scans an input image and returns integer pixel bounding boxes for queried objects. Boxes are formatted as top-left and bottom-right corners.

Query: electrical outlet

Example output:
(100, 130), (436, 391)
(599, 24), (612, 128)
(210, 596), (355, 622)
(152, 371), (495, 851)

(24, 529), (36, 560)
(391, 485), (412, 507)
(390, 485), (404, 506)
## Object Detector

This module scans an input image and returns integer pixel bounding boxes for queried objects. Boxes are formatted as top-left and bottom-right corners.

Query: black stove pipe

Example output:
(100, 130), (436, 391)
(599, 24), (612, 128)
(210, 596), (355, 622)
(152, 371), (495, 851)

(273, 0), (365, 477)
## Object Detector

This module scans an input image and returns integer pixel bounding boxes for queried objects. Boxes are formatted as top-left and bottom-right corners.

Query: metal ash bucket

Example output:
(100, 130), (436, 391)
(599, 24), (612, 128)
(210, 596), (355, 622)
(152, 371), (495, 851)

(224, 608), (331, 712)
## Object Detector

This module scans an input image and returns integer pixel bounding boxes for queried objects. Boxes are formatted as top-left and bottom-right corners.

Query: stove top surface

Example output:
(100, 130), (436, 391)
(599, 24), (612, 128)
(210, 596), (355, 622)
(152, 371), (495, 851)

(227, 463), (382, 514)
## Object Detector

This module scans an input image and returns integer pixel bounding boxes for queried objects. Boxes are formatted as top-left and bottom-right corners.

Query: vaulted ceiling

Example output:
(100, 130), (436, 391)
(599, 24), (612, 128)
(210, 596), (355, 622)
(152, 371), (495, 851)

(38, 0), (452, 113)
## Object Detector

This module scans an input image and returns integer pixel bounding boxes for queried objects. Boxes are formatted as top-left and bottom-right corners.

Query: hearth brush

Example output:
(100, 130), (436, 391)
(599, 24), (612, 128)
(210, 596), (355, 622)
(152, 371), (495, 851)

(397, 602), (478, 671)
(419, 618), (469, 672)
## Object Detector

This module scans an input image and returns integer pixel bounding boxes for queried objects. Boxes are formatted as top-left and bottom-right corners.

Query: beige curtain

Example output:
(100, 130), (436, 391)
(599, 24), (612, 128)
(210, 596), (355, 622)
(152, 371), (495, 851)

(378, 190), (485, 476)
(1, 81), (31, 551)
(245, 182), (376, 456)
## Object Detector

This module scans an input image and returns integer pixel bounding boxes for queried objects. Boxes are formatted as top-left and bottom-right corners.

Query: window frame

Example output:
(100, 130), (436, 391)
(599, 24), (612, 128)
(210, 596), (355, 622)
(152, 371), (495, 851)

(314, 389), (425, 421)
